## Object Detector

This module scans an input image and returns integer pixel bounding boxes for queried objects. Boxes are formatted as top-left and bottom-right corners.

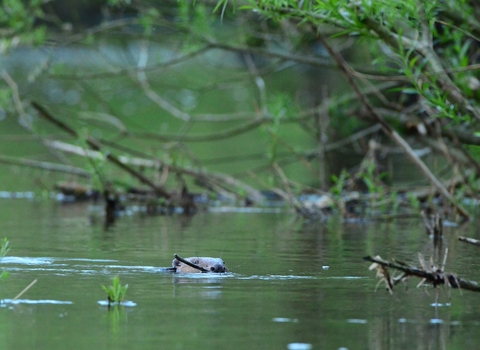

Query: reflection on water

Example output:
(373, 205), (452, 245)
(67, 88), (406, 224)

(1, 299), (73, 305)
(97, 300), (136, 307)
(0, 200), (480, 349)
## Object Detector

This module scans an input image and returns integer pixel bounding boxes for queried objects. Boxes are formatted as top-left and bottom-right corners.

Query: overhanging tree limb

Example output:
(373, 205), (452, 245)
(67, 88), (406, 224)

(361, 16), (480, 122)
(316, 33), (470, 221)
(31, 101), (172, 199)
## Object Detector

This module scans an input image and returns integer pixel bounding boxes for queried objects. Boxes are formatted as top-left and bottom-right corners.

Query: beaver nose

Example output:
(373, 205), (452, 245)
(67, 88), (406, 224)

(210, 264), (225, 273)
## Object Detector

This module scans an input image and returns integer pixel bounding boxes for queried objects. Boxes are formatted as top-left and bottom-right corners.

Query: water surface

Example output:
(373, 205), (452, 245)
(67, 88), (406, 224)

(0, 199), (479, 349)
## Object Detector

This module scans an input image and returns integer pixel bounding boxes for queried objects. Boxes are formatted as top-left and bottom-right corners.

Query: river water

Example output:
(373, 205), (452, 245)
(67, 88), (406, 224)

(0, 198), (479, 349)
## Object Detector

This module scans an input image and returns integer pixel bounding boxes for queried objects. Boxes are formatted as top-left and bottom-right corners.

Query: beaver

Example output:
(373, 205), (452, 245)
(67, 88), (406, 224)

(171, 256), (228, 273)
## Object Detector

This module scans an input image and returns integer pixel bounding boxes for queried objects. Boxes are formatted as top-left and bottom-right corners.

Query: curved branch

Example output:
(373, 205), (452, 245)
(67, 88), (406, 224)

(54, 46), (211, 80)
(0, 155), (91, 177)
(134, 118), (265, 142)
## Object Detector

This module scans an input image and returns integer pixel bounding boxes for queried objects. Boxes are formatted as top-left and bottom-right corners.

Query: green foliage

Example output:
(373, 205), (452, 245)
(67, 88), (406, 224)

(360, 161), (386, 196)
(407, 192), (421, 212)
(389, 190), (400, 215)
(0, 0), (46, 51)
(102, 276), (128, 305)
(359, 161), (387, 214)
(107, 0), (132, 5)
(224, 0), (479, 126)
(178, 0), (214, 48)
(213, 0), (237, 20)
(331, 169), (349, 197)
(138, 7), (160, 36)
(0, 88), (13, 113)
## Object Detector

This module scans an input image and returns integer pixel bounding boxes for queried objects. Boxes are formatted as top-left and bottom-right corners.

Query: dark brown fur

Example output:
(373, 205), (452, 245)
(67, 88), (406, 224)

(172, 257), (228, 273)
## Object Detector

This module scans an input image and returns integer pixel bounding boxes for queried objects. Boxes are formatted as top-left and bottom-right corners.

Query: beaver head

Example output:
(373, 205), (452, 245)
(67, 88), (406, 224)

(172, 257), (228, 273)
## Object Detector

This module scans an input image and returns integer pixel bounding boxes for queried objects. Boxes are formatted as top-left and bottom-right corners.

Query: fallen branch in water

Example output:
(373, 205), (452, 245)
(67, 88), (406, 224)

(174, 254), (209, 273)
(364, 255), (480, 293)
(459, 236), (480, 247)
(45, 139), (264, 202)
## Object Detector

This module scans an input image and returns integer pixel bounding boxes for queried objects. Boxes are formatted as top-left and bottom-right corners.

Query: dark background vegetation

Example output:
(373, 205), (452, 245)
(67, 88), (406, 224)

(2, 0), (480, 219)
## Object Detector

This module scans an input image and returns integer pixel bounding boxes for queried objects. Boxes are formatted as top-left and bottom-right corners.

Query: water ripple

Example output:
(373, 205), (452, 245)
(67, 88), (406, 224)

(1, 299), (73, 305)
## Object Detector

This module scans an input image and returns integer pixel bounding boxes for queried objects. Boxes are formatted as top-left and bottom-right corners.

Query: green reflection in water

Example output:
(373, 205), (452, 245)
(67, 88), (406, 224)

(0, 200), (478, 349)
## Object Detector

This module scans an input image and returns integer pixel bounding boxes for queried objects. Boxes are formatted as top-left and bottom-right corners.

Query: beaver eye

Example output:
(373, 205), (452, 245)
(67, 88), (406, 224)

(193, 260), (199, 265)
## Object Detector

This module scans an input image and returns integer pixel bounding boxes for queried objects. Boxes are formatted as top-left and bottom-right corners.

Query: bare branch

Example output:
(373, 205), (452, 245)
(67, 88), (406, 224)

(364, 255), (480, 293)
(0, 155), (90, 178)
(31, 102), (173, 199)
(316, 33), (470, 221)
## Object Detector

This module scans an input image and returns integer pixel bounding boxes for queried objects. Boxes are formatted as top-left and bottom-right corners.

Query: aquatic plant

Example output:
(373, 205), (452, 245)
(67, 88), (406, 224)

(330, 169), (349, 198)
(0, 238), (10, 259)
(407, 192), (421, 213)
(102, 276), (128, 305)
(0, 238), (10, 280)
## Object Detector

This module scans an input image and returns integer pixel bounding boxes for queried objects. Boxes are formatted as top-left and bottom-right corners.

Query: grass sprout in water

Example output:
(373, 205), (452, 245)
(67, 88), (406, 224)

(0, 238), (10, 280)
(102, 276), (128, 306)
(0, 238), (10, 258)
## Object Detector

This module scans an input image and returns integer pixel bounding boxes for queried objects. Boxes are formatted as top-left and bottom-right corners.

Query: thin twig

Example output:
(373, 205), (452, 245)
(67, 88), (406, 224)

(364, 256), (480, 292)
(56, 45), (210, 80)
(0, 155), (91, 177)
(1, 70), (29, 128)
(135, 118), (265, 142)
(174, 254), (208, 273)
(13, 279), (38, 300)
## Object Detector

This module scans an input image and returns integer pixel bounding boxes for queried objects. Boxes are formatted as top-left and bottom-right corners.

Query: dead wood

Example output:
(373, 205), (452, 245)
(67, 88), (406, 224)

(46, 139), (264, 203)
(364, 255), (480, 293)
(174, 254), (209, 273)
(458, 236), (480, 247)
